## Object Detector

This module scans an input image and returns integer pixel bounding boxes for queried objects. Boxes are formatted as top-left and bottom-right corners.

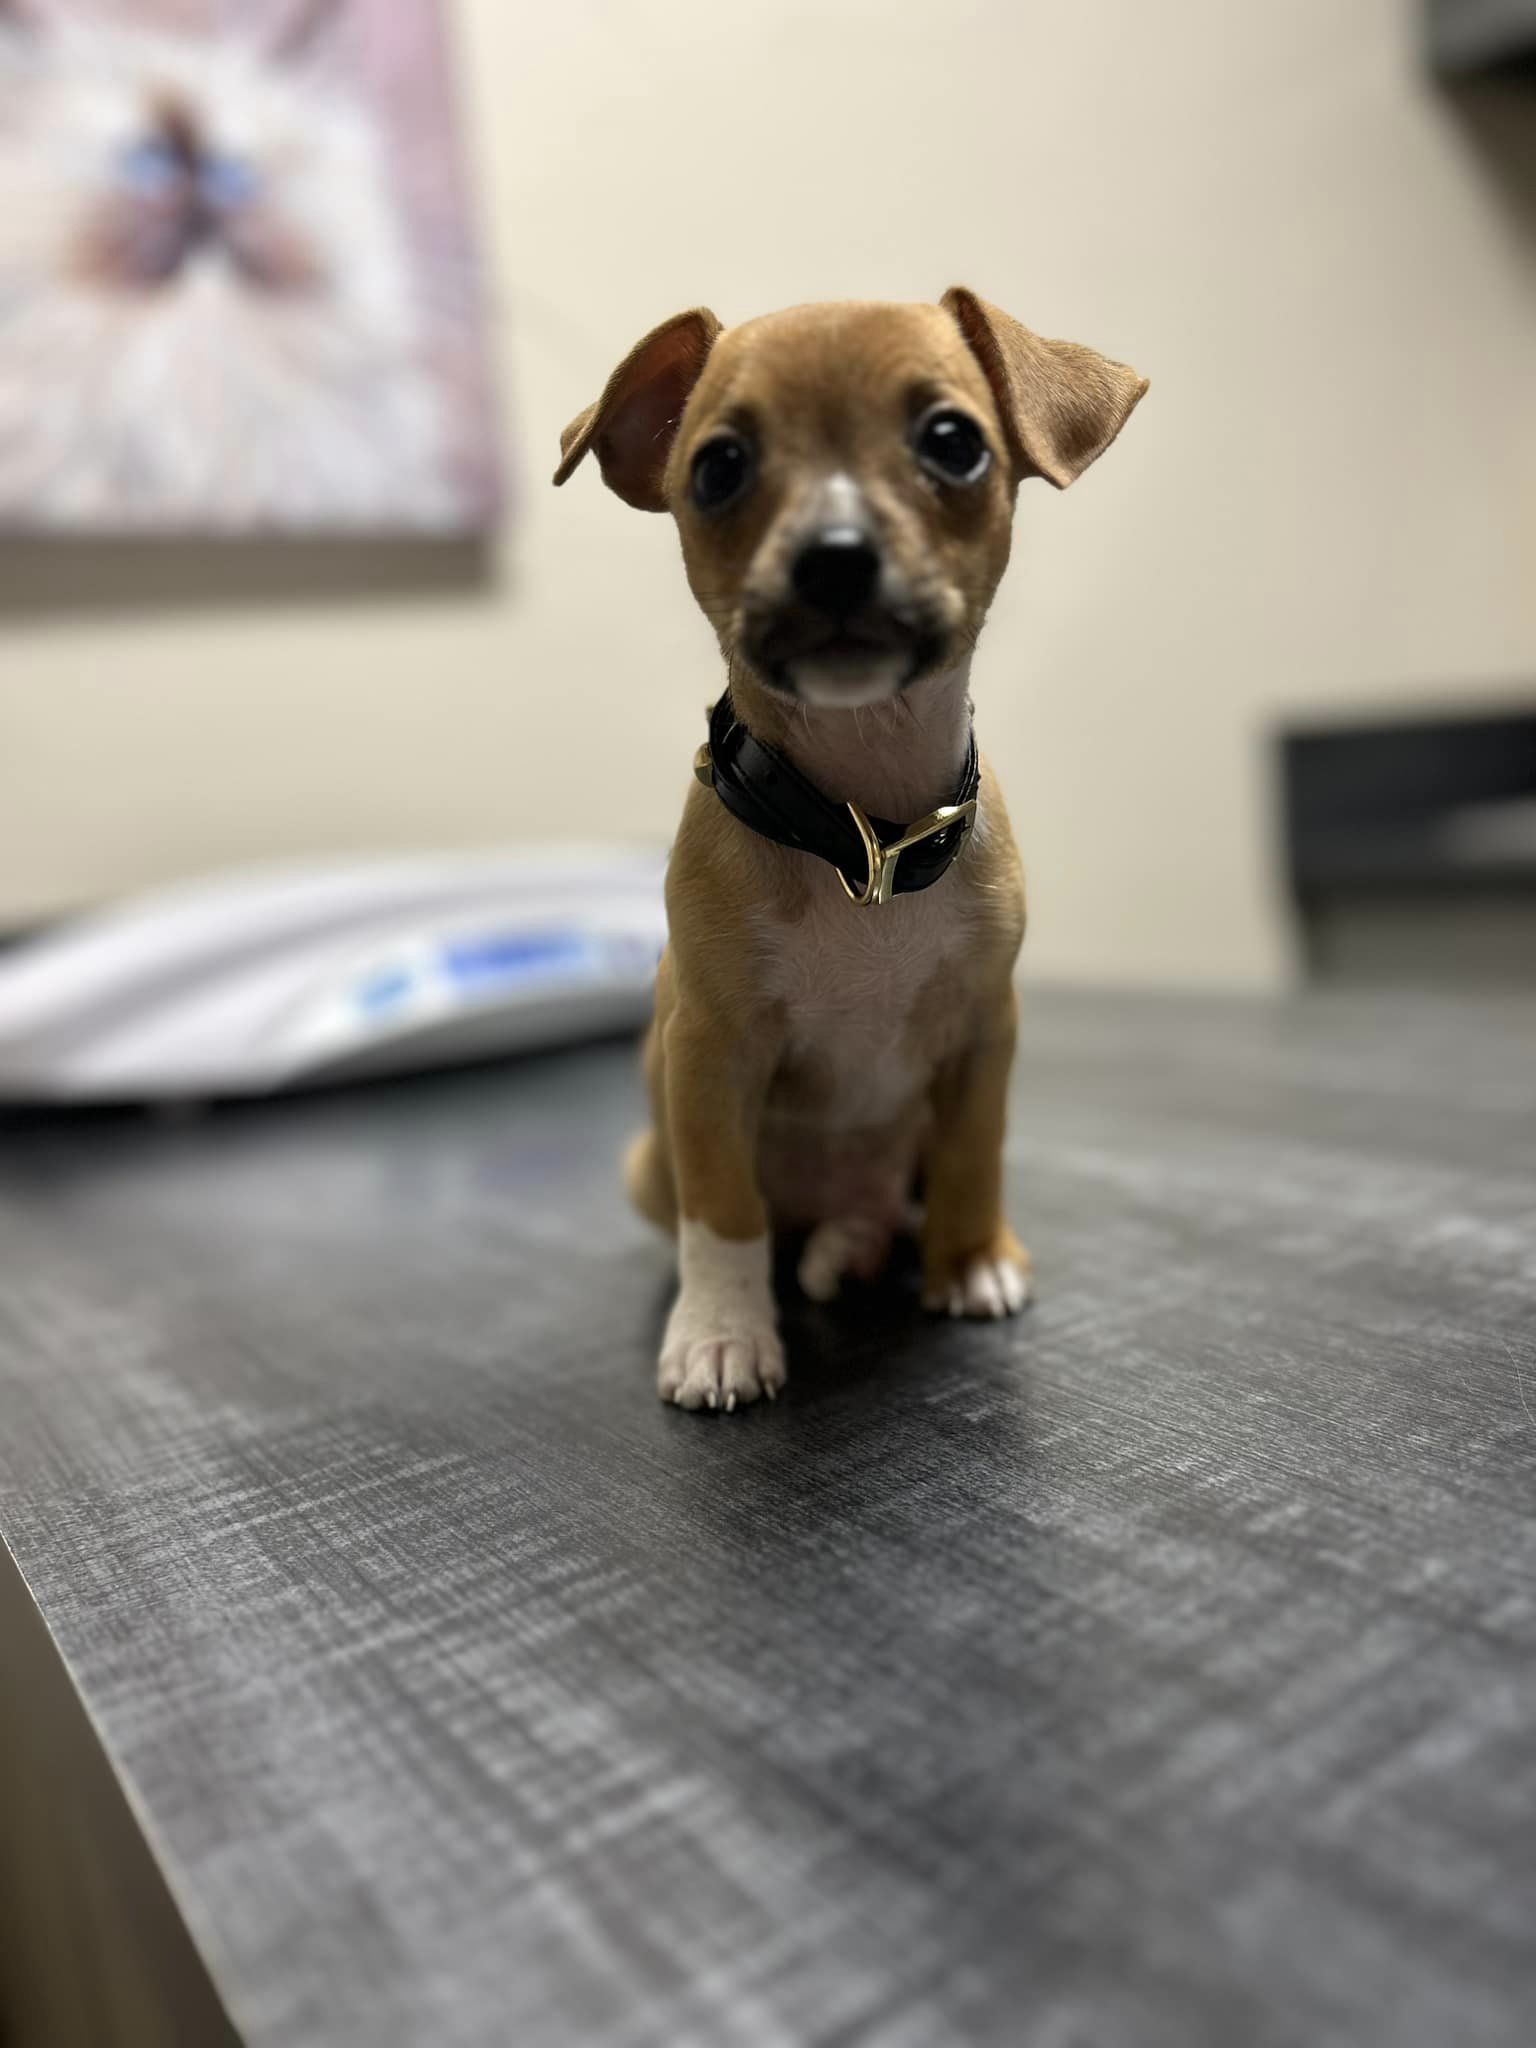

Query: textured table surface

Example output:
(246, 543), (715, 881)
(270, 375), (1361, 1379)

(1, 988), (1534, 2048)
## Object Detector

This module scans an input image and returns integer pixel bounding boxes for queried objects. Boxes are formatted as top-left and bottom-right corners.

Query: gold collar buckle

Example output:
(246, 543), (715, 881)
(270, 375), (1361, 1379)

(835, 797), (978, 908)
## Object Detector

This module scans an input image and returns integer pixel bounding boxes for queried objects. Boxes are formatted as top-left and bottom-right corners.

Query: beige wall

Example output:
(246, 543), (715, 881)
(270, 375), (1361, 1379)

(2, 0), (1533, 986)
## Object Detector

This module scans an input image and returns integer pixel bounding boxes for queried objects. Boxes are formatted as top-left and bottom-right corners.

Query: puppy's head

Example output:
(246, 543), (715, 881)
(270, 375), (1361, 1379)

(554, 290), (1146, 708)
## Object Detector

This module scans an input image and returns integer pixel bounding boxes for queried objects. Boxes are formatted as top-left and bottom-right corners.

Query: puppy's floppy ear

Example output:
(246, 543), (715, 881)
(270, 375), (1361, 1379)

(553, 307), (722, 511)
(941, 286), (1147, 490)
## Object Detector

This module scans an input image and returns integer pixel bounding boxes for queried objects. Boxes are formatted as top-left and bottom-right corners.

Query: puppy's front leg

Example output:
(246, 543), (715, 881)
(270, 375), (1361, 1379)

(922, 986), (1033, 1320)
(658, 1007), (786, 1411)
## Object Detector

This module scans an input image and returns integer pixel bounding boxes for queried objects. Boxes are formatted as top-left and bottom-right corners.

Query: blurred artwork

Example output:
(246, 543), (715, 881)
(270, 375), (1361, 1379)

(0, 0), (499, 531)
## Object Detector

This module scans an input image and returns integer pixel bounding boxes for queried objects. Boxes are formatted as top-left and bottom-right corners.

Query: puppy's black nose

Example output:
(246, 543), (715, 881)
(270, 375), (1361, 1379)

(792, 528), (881, 619)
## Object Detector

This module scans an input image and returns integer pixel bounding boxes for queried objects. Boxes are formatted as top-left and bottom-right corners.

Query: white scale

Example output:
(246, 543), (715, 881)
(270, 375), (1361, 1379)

(0, 847), (668, 1104)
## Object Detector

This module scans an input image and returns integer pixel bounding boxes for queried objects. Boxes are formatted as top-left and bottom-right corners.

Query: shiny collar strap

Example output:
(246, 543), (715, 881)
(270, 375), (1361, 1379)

(694, 692), (980, 907)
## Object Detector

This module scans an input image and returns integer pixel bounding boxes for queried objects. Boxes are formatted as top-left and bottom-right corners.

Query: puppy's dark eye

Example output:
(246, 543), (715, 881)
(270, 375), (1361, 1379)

(914, 409), (991, 485)
(690, 435), (752, 512)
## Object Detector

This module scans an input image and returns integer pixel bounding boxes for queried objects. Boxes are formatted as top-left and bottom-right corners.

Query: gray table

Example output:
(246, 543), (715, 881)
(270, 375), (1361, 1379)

(1, 989), (1534, 2048)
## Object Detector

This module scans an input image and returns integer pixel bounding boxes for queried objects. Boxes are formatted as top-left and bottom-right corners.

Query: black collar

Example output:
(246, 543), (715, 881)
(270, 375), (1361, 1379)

(694, 692), (980, 907)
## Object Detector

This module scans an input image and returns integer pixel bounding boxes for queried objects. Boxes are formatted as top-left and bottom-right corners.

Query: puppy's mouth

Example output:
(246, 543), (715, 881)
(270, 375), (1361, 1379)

(740, 609), (947, 706)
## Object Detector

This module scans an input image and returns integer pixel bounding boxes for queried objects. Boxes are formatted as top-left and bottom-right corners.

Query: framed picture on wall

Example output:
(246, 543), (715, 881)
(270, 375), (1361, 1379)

(0, 0), (500, 533)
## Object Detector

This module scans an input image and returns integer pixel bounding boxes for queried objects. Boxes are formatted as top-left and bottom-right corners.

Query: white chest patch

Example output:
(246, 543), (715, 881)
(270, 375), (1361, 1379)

(754, 844), (986, 1132)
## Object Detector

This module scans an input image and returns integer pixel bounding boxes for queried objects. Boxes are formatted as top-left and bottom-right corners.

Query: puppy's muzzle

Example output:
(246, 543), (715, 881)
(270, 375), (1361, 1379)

(743, 523), (946, 700)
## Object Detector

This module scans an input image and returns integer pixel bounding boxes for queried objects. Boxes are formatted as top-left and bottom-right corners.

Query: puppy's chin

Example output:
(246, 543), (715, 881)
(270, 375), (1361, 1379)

(737, 613), (950, 704)
(789, 651), (907, 709)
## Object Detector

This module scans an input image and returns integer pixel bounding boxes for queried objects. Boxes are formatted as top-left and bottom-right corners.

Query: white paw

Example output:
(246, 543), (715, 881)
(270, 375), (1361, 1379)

(658, 1327), (786, 1411)
(659, 1224), (785, 1412)
(923, 1254), (1032, 1321)
(796, 1215), (892, 1302)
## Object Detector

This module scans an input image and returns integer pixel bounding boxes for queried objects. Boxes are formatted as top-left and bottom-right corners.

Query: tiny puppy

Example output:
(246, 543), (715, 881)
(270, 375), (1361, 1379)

(555, 289), (1146, 1411)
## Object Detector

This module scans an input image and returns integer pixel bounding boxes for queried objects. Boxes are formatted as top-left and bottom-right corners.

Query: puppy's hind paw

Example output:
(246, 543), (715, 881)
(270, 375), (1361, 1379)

(796, 1215), (893, 1303)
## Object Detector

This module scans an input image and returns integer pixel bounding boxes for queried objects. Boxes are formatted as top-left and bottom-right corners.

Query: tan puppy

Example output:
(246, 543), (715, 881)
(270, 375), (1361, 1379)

(556, 290), (1145, 1411)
